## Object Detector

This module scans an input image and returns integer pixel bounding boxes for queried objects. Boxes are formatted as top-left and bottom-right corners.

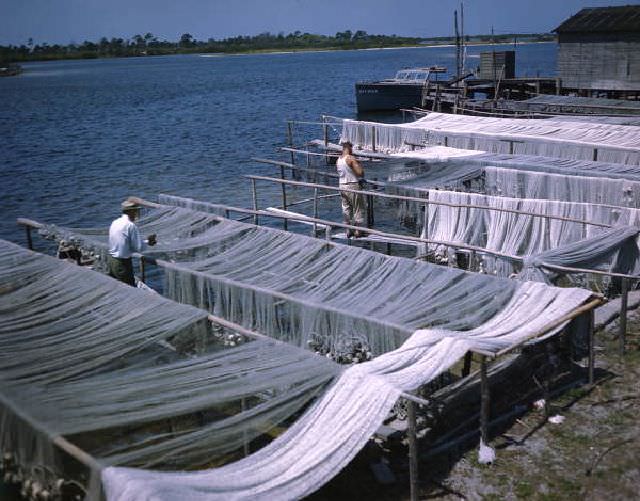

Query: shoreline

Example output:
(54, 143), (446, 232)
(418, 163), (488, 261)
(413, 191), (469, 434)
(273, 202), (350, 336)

(219, 39), (555, 56)
(14, 39), (556, 65)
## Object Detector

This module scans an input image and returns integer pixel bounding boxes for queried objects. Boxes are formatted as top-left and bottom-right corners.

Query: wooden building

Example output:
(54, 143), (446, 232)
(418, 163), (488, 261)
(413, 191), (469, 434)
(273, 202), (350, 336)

(478, 51), (515, 80)
(555, 5), (640, 94)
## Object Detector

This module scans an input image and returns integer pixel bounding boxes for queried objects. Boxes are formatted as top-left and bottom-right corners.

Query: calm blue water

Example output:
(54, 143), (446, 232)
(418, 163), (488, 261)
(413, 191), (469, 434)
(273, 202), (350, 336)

(0, 43), (556, 244)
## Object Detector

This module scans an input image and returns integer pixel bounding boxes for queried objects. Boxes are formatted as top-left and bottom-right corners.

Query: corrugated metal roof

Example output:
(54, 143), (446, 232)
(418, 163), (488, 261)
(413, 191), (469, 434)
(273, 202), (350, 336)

(555, 5), (640, 33)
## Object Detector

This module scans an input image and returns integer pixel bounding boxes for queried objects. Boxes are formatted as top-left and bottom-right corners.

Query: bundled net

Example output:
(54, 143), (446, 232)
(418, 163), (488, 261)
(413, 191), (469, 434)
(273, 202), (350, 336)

(340, 113), (640, 165)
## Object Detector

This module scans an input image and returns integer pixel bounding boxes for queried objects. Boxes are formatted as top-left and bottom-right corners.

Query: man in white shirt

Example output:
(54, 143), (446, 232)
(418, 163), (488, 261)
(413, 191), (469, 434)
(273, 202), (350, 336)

(107, 199), (156, 286)
(336, 141), (366, 237)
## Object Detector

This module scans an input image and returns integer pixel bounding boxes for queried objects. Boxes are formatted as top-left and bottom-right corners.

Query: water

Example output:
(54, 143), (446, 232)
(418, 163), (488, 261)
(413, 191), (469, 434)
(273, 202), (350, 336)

(0, 42), (556, 245)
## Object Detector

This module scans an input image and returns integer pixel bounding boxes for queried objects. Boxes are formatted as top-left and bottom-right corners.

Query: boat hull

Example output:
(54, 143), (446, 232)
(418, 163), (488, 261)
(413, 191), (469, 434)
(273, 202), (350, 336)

(355, 82), (424, 112)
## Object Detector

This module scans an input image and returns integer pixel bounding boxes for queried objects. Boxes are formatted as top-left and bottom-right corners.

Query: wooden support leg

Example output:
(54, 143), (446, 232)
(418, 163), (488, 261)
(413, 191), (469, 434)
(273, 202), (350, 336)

(480, 356), (490, 444)
(140, 256), (146, 283)
(251, 178), (259, 226)
(462, 351), (472, 377)
(25, 226), (33, 250)
(407, 398), (419, 501)
(588, 309), (595, 385)
(619, 278), (628, 357)
(280, 165), (288, 231)
(241, 398), (249, 457)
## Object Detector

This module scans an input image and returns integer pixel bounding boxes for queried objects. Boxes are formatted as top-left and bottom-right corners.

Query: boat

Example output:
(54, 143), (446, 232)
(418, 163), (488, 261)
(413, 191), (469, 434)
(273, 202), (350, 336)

(355, 66), (447, 113)
(0, 63), (22, 77)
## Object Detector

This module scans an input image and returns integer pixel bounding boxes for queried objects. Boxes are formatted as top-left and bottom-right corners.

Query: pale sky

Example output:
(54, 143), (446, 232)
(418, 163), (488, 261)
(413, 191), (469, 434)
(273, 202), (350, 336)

(0, 0), (636, 45)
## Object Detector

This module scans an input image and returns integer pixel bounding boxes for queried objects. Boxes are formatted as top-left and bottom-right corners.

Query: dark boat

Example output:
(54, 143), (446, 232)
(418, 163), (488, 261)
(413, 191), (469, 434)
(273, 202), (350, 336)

(355, 66), (447, 112)
(0, 63), (23, 77)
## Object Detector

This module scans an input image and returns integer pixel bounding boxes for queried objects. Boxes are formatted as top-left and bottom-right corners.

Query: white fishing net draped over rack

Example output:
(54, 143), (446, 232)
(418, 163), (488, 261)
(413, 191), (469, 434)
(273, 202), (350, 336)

(340, 113), (640, 165)
(0, 241), (338, 499)
(37, 199), (522, 356)
(2, 215), (595, 500)
(421, 190), (640, 283)
(483, 167), (640, 208)
(102, 275), (592, 501)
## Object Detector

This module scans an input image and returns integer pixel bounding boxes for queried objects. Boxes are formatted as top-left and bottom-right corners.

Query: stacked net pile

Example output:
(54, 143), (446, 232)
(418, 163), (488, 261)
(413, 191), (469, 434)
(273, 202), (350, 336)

(0, 240), (338, 498)
(422, 190), (640, 283)
(340, 112), (640, 165)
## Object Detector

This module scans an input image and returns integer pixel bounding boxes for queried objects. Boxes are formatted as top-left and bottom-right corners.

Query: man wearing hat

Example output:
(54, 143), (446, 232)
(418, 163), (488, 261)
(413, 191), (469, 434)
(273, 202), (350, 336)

(336, 141), (366, 237)
(107, 199), (157, 286)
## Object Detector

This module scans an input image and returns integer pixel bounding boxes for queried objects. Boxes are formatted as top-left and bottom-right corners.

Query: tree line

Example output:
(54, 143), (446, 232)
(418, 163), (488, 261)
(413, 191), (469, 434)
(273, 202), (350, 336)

(0, 30), (554, 63)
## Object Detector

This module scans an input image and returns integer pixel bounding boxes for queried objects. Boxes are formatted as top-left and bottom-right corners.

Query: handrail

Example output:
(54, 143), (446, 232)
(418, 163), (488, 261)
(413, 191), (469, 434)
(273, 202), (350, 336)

(245, 172), (612, 228)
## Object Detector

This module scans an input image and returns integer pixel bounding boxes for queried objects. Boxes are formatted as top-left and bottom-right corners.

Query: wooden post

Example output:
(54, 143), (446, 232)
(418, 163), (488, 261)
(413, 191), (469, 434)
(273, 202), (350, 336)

(224, 208), (230, 219)
(469, 250), (476, 272)
(251, 178), (259, 226)
(593, 148), (598, 162)
(25, 225), (33, 250)
(385, 242), (391, 255)
(322, 117), (329, 148)
(367, 193), (374, 228)
(588, 309), (595, 385)
(286, 121), (295, 165)
(371, 125), (377, 153)
(619, 278), (628, 357)
(280, 165), (288, 231)
(462, 351), (472, 377)
(241, 398), (249, 457)
(325, 224), (332, 242)
(407, 398), (419, 501)
(544, 217), (551, 249)
(140, 256), (146, 283)
(312, 187), (319, 236)
(480, 355), (490, 444)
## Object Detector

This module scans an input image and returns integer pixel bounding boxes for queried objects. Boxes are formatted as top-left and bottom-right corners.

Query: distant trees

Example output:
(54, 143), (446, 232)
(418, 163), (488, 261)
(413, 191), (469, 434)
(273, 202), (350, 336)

(0, 30), (555, 64)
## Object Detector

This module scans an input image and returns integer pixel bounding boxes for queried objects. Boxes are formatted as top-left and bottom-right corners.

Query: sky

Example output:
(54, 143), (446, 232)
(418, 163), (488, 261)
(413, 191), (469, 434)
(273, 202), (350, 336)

(0, 0), (637, 45)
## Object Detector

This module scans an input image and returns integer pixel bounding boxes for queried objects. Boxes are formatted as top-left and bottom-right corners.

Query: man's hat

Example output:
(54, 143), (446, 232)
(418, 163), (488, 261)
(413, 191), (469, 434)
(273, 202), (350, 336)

(121, 198), (141, 210)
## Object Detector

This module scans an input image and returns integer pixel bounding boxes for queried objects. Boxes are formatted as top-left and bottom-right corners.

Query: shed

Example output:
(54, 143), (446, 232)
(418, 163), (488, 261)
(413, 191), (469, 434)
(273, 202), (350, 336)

(555, 5), (640, 92)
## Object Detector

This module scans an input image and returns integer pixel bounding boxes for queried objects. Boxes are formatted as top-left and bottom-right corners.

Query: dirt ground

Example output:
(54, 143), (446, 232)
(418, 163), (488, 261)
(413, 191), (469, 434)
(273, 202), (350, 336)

(439, 316), (640, 501)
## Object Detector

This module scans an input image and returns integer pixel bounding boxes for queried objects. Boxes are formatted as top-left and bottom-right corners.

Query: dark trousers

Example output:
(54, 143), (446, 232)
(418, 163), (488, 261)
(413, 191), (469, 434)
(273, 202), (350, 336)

(108, 256), (135, 286)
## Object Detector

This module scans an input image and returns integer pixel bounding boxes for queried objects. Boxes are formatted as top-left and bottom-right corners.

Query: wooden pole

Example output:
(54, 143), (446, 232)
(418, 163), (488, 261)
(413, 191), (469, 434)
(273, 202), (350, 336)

(251, 178), (259, 226)
(371, 125), (377, 153)
(140, 256), (146, 283)
(325, 224), (332, 242)
(25, 225), (33, 250)
(280, 165), (288, 231)
(407, 398), (419, 501)
(241, 398), (249, 457)
(619, 277), (628, 357)
(462, 352), (472, 377)
(312, 187), (319, 236)
(588, 309), (595, 385)
(480, 355), (490, 445)
(593, 148), (598, 162)
(286, 121), (295, 165)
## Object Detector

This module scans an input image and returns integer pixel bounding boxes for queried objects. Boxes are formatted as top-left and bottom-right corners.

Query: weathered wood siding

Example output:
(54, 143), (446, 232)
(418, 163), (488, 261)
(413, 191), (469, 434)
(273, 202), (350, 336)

(558, 33), (640, 90)
(479, 51), (515, 80)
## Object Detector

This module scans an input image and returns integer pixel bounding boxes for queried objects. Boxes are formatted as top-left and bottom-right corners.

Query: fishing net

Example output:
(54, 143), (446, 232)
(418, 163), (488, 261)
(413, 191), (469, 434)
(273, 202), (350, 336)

(0, 240), (338, 498)
(340, 113), (640, 165)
